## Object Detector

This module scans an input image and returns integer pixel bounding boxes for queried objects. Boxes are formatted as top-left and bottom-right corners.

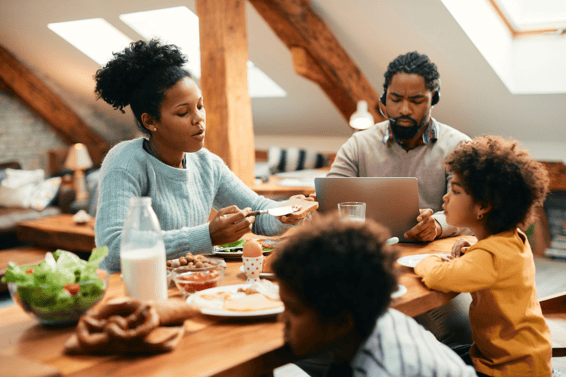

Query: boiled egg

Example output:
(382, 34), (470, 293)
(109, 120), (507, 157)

(243, 239), (263, 257)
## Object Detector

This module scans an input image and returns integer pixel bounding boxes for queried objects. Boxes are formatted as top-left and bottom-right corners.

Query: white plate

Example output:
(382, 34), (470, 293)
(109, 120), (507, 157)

(391, 284), (407, 299)
(187, 284), (284, 317)
(239, 265), (275, 278)
(212, 248), (244, 258)
(396, 254), (450, 268)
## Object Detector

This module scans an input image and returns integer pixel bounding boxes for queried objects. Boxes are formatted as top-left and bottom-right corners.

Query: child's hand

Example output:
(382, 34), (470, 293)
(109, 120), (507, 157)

(451, 238), (473, 258)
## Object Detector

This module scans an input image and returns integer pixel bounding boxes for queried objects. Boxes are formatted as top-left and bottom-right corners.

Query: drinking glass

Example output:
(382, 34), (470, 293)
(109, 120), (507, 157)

(337, 202), (366, 222)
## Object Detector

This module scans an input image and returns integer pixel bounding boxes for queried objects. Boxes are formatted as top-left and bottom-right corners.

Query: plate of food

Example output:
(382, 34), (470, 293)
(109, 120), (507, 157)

(187, 281), (284, 317)
(396, 254), (451, 268)
(213, 238), (275, 258)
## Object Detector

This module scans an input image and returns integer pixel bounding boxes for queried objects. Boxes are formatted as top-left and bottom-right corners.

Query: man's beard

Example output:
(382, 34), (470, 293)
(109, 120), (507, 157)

(390, 116), (428, 140)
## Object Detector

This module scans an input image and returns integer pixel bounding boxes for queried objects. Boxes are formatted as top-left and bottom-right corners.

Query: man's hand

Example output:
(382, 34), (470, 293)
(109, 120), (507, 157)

(209, 206), (255, 246)
(404, 209), (441, 242)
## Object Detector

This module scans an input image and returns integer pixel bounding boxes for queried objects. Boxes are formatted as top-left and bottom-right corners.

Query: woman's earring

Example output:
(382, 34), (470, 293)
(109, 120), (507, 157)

(153, 128), (157, 131)
(477, 213), (483, 220)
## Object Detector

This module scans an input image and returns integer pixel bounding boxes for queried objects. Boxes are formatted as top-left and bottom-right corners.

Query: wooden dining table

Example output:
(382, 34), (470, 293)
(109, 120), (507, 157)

(0, 234), (476, 377)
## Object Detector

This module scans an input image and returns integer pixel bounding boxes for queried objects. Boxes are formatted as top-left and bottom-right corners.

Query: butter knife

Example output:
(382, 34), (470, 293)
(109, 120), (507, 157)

(246, 204), (302, 217)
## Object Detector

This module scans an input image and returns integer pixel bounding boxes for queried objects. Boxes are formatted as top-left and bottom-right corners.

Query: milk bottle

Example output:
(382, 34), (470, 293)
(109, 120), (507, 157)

(120, 197), (167, 300)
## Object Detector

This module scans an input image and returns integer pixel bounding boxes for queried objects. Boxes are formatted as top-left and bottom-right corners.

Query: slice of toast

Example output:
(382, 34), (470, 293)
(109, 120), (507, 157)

(277, 197), (318, 218)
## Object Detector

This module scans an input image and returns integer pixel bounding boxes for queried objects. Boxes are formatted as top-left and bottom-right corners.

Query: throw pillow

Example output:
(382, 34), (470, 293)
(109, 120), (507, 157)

(0, 168), (45, 208)
(30, 177), (62, 211)
(267, 147), (329, 174)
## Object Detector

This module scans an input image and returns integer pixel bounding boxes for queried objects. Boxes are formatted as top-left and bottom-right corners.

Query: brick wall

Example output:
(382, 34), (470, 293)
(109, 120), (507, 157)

(0, 90), (66, 172)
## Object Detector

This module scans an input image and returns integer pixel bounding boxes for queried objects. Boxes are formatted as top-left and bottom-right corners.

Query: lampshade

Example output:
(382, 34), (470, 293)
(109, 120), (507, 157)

(349, 100), (374, 130)
(64, 143), (93, 171)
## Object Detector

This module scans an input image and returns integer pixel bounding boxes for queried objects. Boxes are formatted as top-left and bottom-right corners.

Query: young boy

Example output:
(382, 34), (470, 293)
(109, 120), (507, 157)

(271, 213), (477, 376)
(415, 135), (552, 376)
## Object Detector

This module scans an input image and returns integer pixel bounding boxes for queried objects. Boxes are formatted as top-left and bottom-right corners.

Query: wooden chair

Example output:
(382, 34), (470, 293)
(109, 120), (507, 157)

(540, 291), (566, 358)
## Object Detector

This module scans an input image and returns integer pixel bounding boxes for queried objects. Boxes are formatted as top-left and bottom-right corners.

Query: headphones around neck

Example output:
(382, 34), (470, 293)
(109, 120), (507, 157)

(380, 87), (440, 107)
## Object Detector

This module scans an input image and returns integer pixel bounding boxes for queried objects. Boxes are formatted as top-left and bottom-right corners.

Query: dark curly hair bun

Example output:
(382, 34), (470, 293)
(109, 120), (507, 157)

(94, 39), (188, 112)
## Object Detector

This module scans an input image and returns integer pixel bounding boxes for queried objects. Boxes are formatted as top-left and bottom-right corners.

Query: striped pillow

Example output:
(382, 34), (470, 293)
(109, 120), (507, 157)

(267, 147), (329, 174)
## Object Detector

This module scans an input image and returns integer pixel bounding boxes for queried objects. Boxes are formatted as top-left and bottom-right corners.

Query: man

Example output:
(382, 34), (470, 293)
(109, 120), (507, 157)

(327, 51), (474, 354)
(329, 51), (471, 242)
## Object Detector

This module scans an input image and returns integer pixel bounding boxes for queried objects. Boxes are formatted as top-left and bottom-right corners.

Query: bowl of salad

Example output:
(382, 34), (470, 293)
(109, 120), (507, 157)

(2, 246), (109, 326)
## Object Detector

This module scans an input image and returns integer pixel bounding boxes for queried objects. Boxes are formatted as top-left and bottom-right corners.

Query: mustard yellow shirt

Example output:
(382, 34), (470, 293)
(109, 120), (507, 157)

(415, 230), (552, 377)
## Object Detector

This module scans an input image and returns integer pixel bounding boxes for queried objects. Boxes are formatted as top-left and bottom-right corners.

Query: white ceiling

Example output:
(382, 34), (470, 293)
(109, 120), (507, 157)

(1, 0), (565, 155)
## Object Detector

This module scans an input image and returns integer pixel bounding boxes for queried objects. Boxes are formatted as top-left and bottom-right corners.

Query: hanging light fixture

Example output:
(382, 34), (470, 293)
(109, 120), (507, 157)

(349, 100), (374, 130)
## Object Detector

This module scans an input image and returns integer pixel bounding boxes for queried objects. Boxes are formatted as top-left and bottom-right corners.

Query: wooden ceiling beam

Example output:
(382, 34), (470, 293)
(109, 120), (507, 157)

(0, 45), (109, 164)
(197, 0), (255, 185)
(249, 0), (386, 124)
(0, 77), (14, 94)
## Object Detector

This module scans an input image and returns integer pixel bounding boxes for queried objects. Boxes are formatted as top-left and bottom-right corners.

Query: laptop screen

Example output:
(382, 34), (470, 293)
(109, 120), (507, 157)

(315, 177), (420, 242)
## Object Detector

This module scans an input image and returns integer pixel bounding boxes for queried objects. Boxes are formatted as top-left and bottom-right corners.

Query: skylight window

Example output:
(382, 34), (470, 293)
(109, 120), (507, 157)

(48, 19), (132, 66)
(441, 0), (566, 94)
(120, 7), (201, 78)
(489, 0), (566, 36)
(120, 6), (286, 98)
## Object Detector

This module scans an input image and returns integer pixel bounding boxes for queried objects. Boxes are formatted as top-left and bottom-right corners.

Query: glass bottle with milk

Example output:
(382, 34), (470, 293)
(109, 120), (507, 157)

(120, 197), (167, 301)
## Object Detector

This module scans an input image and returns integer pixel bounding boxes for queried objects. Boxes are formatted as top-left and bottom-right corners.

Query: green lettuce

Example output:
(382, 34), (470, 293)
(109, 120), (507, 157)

(219, 238), (246, 248)
(1, 247), (109, 314)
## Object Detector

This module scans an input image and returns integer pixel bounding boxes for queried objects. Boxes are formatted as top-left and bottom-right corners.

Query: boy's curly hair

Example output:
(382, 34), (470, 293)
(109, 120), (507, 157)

(383, 51), (440, 93)
(445, 135), (549, 234)
(94, 39), (191, 135)
(272, 213), (399, 339)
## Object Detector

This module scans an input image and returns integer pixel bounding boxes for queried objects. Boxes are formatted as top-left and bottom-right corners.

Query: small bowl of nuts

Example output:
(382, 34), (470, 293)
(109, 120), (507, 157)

(166, 253), (226, 271)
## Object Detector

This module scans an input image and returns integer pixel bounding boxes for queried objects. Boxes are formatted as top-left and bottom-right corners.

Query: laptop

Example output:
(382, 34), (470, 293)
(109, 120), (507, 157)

(314, 177), (420, 242)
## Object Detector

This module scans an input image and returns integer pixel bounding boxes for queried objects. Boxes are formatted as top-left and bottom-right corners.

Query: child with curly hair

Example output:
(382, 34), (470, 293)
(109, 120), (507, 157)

(415, 135), (552, 376)
(272, 213), (477, 377)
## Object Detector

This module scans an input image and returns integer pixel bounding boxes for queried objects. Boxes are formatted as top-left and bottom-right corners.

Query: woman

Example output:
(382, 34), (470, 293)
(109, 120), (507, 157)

(94, 39), (312, 272)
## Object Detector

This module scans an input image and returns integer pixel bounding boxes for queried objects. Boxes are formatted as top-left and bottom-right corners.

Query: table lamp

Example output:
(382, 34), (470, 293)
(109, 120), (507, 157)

(349, 100), (374, 130)
(64, 143), (93, 202)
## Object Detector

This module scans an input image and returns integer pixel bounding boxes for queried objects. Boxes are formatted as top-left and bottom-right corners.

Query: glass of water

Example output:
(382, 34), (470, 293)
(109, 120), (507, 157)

(337, 202), (366, 222)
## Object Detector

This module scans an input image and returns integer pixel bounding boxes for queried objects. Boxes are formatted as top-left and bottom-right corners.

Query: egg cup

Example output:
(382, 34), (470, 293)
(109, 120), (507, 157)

(242, 256), (263, 283)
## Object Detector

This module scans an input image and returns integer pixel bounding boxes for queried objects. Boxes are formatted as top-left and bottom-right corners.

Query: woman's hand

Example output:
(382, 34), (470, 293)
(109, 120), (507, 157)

(209, 206), (255, 246)
(276, 195), (315, 224)
(451, 238), (473, 259)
